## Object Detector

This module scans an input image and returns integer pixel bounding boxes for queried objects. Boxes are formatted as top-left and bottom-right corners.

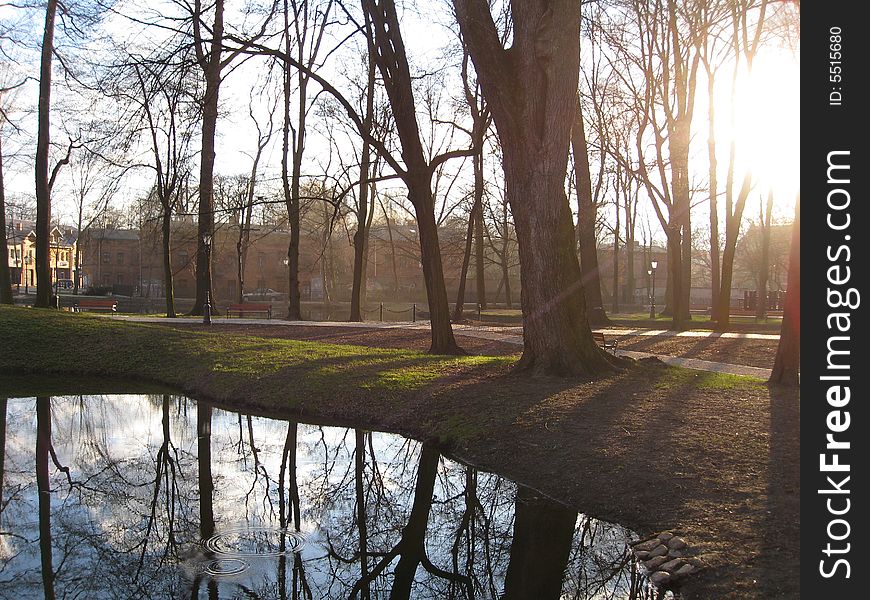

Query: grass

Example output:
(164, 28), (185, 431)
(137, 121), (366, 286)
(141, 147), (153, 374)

(0, 306), (512, 406)
(0, 306), (798, 600)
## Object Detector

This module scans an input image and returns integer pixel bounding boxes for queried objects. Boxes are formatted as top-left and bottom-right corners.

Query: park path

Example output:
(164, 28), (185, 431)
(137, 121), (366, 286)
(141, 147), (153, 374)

(109, 315), (774, 379)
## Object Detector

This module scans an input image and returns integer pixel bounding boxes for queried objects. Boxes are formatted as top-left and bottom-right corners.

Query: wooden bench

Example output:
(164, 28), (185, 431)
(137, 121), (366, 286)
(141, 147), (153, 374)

(76, 298), (117, 313)
(226, 303), (272, 319)
(592, 331), (618, 353)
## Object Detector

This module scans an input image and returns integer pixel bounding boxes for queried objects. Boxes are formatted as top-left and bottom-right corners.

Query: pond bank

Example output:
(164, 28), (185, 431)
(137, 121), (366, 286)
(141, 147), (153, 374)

(0, 306), (799, 599)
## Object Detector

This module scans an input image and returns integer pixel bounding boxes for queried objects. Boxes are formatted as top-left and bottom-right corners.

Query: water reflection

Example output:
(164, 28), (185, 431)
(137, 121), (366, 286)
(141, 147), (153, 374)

(0, 394), (670, 599)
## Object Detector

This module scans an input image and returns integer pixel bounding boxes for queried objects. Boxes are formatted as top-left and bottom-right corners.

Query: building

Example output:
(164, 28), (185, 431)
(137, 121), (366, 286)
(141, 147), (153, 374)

(4, 219), (78, 292)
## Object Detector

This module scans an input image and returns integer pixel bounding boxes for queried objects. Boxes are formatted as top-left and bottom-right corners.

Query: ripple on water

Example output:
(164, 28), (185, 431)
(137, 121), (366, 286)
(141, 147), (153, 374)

(204, 526), (306, 558)
(200, 558), (250, 577)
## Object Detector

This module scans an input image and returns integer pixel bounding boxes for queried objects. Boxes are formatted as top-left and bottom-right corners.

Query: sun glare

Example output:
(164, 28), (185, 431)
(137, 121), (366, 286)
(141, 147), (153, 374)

(715, 49), (800, 215)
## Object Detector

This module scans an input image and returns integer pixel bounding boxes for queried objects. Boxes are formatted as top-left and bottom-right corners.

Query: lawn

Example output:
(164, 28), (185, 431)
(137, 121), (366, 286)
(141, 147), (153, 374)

(0, 305), (798, 599)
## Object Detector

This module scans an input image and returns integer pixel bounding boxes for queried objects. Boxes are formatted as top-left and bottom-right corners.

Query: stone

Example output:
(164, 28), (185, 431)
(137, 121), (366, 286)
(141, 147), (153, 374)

(660, 558), (684, 572)
(644, 556), (668, 570)
(633, 539), (662, 552)
(635, 550), (651, 560)
(648, 544), (669, 558)
(674, 563), (697, 577)
(650, 571), (671, 586)
(657, 531), (674, 542)
(667, 548), (685, 558)
(667, 536), (687, 550)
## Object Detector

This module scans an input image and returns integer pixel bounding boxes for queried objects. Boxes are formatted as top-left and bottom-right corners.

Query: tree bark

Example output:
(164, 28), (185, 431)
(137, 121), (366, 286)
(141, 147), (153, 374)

(161, 208), (176, 317)
(350, 17), (377, 322)
(34, 0), (58, 308)
(363, 0), (463, 354)
(455, 0), (621, 375)
(769, 197), (799, 385)
(191, 0), (224, 316)
(0, 135), (12, 304)
(571, 97), (609, 325)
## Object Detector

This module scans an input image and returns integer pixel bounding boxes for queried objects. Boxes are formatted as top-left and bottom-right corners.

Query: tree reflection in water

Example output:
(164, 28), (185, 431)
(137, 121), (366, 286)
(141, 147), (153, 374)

(0, 394), (669, 599)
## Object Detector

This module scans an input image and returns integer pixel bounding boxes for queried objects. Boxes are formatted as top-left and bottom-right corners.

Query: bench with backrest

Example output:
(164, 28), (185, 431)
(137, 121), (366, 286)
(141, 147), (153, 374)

(226, 302), (272, 319)
(76, 298), (117, 313)
(592, 331), (618, 353)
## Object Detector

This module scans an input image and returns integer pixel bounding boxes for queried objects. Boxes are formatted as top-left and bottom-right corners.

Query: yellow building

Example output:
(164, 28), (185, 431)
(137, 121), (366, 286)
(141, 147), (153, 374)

(5, 220), (78, 293)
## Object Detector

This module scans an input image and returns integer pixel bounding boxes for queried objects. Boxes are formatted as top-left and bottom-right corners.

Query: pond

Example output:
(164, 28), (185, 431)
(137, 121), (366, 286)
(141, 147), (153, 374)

(0, 392), (673, 599)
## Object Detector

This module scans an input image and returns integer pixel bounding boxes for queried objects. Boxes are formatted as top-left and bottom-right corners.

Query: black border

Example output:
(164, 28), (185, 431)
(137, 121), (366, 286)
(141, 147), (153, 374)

(802, 3), (867, 597)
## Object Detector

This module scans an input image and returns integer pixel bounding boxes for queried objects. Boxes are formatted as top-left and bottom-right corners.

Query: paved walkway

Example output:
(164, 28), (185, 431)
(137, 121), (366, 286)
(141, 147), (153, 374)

(109, 315), (773, 379)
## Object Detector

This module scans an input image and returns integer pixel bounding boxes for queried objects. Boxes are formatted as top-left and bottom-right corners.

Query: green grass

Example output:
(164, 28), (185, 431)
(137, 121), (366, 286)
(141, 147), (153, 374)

(0, 306), (512, 405)
(650, 365), (765, 390)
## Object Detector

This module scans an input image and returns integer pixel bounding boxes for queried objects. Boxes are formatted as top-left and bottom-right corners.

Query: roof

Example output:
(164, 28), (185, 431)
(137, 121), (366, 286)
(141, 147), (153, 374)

(84, 228), (140, 241)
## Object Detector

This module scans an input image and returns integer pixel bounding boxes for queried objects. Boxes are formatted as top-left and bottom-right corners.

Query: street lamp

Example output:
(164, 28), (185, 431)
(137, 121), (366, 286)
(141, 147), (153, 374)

(202, 233), (213, 325)
(649, 260), (658, 319)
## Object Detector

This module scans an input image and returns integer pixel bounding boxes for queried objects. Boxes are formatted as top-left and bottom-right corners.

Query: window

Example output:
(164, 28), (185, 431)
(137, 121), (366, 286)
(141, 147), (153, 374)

(102, 274), (110, 285)
(102, 252), (110, 264)
(117, 252), (124, 265)
(117, 273), (124, 284)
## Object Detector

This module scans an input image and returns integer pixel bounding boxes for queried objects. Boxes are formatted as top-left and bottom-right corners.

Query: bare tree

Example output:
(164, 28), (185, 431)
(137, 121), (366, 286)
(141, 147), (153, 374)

(713, 0), (769, 332)
(34, 0), (59, 308)
(454, 0), (622, 375)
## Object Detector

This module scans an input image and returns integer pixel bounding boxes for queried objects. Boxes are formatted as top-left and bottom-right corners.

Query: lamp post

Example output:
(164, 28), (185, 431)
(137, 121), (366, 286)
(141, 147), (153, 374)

(649, 260), (658, 319)
(202, 233), (212, 325)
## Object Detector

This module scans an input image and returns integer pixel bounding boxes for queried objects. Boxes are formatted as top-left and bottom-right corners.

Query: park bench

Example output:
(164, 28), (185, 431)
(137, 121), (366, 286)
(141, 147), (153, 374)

(592, 331), (619, 353)
(76, 298), (117, 313)
(226, 302), (272, 319)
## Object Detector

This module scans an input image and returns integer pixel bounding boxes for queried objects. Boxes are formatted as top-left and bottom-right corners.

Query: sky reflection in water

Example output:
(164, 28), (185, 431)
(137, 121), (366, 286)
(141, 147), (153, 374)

(0, 394), (670, 599)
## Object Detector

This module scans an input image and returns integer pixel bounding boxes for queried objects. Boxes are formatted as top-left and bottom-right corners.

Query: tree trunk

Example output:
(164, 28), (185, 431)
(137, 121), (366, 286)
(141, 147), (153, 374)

(412, 180), (463, 353)
(571, 98), (609, 325)
(503, 486), (576, 600)
(716, 171), (752, 331)
(36, 397), (56, 600)
(162, 208), (176, 317)
(363, 0), (462, 354)
(474, 198), (486, 309)
(350, 15), (376, 322)
(0, 135), (12, 304)
(769, 197), (799, 385)
(389, 444), (440, 600)
(34, 0), (58, 308)
(707, 68), (721, 321)
(197, 403), (215, 541)
(191, 0), (224, 316)
(453, 202), (476, 322)
(455, 0), (621, 376)
(756, 190), (774, 320)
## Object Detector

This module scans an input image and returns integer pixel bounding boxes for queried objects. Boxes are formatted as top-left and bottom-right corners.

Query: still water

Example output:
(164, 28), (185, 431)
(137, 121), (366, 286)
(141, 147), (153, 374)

(0, 394), (670, 599)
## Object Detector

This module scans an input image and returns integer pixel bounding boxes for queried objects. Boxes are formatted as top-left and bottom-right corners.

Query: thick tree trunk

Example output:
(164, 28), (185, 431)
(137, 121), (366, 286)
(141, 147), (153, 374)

(34, 1), (58, 308)
(506, 158), (617, 375)
(769, 197), (799, 385)
(665, 222), (684, 329)
(571, 99), (609, 325)
(456, 0), (621, 375)
(503, 486), (576, 600)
